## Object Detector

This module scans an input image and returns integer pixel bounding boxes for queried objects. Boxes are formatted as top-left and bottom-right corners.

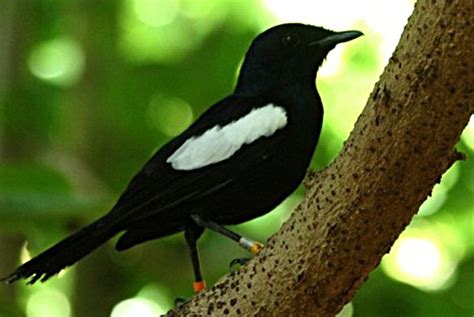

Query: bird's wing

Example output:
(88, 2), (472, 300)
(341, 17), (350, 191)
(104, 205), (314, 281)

(110, 94), (287, 224)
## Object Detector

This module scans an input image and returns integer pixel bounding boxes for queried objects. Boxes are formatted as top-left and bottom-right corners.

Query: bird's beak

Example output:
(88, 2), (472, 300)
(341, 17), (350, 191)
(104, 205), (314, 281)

(309, 30), (363, 47)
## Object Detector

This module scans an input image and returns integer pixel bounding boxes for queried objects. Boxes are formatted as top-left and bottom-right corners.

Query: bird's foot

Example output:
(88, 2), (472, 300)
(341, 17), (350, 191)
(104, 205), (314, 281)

(229, 257), (250, 273)
(174, 297), (189, 308)
(173, 280), (206, 308)
(229, 240), (264, 272)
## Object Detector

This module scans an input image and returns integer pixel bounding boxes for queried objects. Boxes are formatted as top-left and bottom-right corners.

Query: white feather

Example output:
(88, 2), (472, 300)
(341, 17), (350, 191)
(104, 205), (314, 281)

(167, 103), (287, 171)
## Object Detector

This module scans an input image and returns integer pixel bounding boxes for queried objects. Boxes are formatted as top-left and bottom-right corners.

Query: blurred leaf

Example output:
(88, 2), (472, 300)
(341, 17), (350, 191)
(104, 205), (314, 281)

(0, 164), (101, 226)
(0, 163), (72, 193)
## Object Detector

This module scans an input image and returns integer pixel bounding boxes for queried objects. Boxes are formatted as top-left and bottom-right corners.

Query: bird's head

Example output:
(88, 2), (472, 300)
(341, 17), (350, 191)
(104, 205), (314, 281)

(235, 23), (363, 95)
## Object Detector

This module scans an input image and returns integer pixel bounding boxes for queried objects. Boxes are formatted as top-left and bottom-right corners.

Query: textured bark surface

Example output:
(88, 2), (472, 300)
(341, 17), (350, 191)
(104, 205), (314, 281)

(168, 0), (473, 316)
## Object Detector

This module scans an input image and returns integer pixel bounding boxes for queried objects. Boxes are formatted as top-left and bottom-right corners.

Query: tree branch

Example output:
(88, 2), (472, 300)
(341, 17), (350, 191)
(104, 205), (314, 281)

(168, 0), (473, 315)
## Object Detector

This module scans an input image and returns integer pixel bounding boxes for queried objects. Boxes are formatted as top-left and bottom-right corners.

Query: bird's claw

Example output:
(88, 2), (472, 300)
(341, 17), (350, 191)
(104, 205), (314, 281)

(174, 296), (189, 308)
(230, 238), (264, 272)
(229, 240), (264, 272)
(229, 257), (250, 273)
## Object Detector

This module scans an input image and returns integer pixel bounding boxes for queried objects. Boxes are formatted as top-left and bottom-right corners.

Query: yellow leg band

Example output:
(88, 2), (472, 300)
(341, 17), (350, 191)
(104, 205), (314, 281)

(251, 242), (264, 255)
(239, 237), (264, 255)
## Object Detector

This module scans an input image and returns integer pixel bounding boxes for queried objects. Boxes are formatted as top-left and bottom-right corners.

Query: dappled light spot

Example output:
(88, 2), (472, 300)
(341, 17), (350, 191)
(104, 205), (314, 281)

(110, 298), (165, 317)
(20, 242), (32, 264)
(396, 238), (442, 279)
(148, 95), (193, 136)
(120, 0), (223, 63)
(336, 302), (353, 317)
(382, 233), (457, 291)
(119, 11), (195, 63)
(28, 37), (85, 87)
(137, 283), (173, 308)
(318, 45), (346, 78)
(26, 289), (71, 317)
(132, 0), (179, 27)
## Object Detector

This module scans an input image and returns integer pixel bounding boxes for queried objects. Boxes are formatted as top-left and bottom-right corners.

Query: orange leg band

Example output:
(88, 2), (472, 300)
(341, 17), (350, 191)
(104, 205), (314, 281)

(193, 280), (206, 293)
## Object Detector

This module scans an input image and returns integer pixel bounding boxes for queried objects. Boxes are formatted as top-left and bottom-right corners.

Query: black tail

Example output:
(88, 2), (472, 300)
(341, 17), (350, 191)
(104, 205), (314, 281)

(1, 215), (118, 284)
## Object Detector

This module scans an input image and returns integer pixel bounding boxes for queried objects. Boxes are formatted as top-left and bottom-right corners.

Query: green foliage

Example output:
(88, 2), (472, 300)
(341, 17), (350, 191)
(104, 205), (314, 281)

(0, 164), (91, 220)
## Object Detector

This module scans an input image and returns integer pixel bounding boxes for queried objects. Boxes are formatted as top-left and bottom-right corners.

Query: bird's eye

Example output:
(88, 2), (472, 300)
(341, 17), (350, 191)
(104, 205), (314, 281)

(282, 34), (300, 47)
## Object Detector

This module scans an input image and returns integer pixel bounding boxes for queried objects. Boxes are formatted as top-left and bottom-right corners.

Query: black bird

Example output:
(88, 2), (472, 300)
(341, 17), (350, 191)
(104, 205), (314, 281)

(2, 23), (362, 292)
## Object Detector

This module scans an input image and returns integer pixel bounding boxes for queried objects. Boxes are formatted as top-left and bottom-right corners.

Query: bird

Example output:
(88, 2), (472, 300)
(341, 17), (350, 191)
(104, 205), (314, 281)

(2, 23), (362, 292)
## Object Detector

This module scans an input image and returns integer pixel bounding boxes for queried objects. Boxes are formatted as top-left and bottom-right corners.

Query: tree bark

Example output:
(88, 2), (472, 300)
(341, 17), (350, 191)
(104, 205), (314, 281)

(168, 0), (473, 316)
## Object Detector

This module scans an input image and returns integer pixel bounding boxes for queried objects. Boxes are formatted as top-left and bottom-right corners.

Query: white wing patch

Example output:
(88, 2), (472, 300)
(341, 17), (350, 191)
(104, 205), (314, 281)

(167, 103), (287, 171)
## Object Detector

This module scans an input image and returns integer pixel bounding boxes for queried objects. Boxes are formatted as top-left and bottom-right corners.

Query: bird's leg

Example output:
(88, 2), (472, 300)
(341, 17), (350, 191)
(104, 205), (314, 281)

(184, 224), (206, 293)
(191, 215), (264, 255)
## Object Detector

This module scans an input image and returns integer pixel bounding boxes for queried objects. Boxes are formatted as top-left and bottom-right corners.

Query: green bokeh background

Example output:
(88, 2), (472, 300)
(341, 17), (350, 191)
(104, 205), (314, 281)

(0, 1), (472, 316)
